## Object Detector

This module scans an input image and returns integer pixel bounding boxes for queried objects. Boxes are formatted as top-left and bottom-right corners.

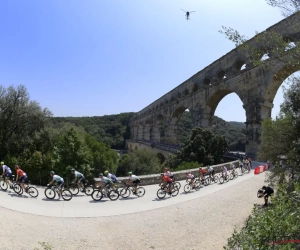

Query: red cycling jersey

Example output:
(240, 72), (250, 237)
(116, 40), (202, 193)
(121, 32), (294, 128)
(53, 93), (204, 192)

(163, 175), (172, 182)
(16, 168), (25, 177)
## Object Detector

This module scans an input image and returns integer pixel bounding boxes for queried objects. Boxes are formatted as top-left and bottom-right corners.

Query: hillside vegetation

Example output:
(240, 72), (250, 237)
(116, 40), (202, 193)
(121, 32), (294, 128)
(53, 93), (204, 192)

(51, 111), (246, 152)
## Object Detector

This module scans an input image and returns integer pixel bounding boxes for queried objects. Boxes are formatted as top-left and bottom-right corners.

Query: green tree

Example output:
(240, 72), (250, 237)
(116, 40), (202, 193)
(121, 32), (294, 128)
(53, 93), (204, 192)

(126, 149), (161, 175)
(0, 85), (51, 160)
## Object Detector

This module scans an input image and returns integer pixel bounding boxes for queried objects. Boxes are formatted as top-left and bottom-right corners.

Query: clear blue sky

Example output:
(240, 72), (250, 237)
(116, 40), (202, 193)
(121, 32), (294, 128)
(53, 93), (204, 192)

(0, 0), (292, 121)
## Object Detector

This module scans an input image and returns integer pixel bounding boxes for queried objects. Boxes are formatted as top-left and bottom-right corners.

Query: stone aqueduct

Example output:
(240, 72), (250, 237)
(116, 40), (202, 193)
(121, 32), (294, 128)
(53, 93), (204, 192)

(127, 12), (300, 158)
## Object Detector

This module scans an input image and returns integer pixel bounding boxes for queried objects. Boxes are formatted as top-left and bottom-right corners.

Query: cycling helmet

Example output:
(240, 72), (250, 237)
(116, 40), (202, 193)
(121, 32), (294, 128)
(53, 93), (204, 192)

(104, 170), (109, 175)
(185, 172), (189, 174)
(71, 168), (75, 171)
(50, 171), (55, 175)
(262, 186), (267, 189)
(99, 173), (103, 177)
(164, 168), (168, 171)
(0, 161), (4, 165)
(128, 172), (132, 175)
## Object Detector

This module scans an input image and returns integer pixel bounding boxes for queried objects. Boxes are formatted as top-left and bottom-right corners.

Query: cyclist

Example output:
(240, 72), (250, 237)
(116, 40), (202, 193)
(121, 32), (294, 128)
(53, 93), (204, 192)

(185, 172), (195, 188)
(71, 168), (86, 192)
(1, 162), (12, 187)
(15, 165), (29, 192)
(221, 165), (228, 180)
(104, 170), (118, 183)
(230, 163), (237, 177)
(198, 167), (207, 182)
(208, 166), (215, 179)
(160, 173), (173, 194)
(48, 171), (64, 197)
(163, 168), (174, 179)
(98, 173), (113, 197)
(128, 172), (140, 194)
(239, 161), (243, 172)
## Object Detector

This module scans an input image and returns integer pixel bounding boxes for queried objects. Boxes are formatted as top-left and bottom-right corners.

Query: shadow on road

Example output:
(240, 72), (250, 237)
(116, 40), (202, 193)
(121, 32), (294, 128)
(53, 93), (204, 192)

(88, 200), (108, 203)
(118, 197), (136, 201)
(42, 198), (62, 202)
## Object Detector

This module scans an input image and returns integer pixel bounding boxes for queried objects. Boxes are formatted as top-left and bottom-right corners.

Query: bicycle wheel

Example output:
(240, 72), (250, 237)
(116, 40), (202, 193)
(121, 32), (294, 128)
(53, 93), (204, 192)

(212, 176), (219, 183)
(245, 167), (250, 173)
(108, 189), (119, 201)
(0, 180), (8, 191)
(194, 179), (201, 189)
(234, 171), (239, 178)
(69, 185), (79, 195)
(171, 187), (179, 197)
(219, 176), (224, 184)
(13, 183), (23, 194)
(44, 188), (56, 199)
(28, 187), (39, 198)
(84, 186), (94, 196)
(225, 175), (230, 182)
(61, 189), (72, 201)
(119, 188), (130, 198)
(91, 189), (103, 201)
(157, 188), (166, 199)
(205, 177), (211, 185)
(230, 173), (234, 180)
(174, 181), (181, 190)
(136, 187), (145, 197)
(184, 184), (191, 193)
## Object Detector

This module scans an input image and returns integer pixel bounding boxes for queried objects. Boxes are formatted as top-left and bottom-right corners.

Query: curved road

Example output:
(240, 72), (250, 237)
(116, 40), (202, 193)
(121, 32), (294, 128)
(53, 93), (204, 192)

(0, 162), (264, 218)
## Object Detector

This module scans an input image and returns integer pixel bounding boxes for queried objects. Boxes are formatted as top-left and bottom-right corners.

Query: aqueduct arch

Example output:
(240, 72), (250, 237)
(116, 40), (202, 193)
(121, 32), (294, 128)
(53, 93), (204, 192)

(128, 12), (300, 158)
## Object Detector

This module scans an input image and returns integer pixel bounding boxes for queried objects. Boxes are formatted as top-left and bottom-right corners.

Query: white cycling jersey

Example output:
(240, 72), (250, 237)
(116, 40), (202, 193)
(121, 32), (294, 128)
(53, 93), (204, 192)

(2, 165), (12, 174)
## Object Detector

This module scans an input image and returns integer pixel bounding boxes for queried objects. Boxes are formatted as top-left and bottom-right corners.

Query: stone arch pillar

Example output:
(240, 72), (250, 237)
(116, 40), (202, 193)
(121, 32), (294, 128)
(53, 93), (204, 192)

(144, 123), (151, 141)
(152, 120), (162, 142)
(132, 125), (138, 140)
(137, 124), (143, 140)
(165, 116), (178, 144)
(244, 99), (273, 158)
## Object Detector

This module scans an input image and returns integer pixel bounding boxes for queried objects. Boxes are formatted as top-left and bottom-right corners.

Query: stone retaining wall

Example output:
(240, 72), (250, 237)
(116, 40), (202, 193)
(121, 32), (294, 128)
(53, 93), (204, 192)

(94, 160), (240, 186)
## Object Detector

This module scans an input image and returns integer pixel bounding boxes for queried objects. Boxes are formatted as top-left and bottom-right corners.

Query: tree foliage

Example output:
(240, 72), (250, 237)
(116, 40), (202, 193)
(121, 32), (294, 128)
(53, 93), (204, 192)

(164, 127), (228, 170)
(176, 111), (246, 152)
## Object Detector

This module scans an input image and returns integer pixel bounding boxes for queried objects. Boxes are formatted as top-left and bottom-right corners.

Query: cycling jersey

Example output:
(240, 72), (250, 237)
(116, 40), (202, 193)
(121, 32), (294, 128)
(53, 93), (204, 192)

(2, 165), (12, 174)
(74, 171), (84, 178)
(52, 175), (64, 183)
(16, 168), (26, 177)
(199, 169), (206, 174)
(222, 167), (228, 173)
(100, 176), (112, 184)
(162, 175), (172, 182)
(129, 175), (139, 181)
(186, 173), (194, 179)
(107, 173), (117, 182)
(208, 167), (214, 172)
(164, 171), (173, 177)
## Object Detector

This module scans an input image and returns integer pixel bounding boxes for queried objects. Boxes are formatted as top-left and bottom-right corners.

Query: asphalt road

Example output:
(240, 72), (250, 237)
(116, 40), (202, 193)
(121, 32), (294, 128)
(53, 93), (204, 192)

(0, 161), (264, 218)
